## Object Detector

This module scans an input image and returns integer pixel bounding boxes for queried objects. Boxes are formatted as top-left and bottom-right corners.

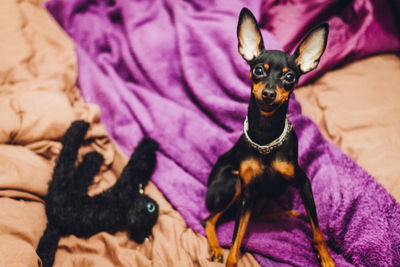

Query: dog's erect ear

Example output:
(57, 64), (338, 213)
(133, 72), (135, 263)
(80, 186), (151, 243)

(293, 23), (329, 74)
(237, 8), (264, 62)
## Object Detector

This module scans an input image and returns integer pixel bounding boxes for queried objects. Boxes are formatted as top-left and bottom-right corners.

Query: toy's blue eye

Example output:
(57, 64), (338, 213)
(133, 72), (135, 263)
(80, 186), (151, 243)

(147, 202), (156, 213)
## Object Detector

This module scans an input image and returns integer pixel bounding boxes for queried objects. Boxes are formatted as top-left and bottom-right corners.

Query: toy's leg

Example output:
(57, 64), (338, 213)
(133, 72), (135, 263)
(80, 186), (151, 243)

(73, 152), (103, 195)
(50, 121), (89, 193)
(113, 138), (158, 193)
(226, 197), (252, 267)
(295, 168), (335, 267)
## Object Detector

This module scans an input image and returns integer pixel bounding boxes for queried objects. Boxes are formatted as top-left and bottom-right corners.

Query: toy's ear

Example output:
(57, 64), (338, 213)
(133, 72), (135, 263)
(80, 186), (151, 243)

(237, 8), (264, 62)
(293, 23), (329, 74)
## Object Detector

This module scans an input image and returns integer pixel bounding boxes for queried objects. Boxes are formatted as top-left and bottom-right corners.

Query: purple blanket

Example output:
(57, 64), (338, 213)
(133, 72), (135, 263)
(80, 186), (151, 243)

(261, 0), (400, 84)
(46, 0), (400, 266)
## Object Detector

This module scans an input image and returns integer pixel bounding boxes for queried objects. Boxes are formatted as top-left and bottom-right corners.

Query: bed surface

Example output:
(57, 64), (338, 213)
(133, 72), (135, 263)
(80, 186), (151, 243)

(0, 0), (399, 266)
(296, 54), (400, 201)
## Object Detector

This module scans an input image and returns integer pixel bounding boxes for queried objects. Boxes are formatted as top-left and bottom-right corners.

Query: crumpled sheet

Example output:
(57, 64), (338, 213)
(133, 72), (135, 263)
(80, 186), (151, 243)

(296, 54), (400, 202)
(0, 0), (261, 266)
(45, 0), (400, 266)
(260, 0), (400, 84)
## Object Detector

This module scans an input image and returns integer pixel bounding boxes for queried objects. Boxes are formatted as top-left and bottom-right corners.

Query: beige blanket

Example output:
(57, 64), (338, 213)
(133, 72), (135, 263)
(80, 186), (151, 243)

(296, 54), (400, 201)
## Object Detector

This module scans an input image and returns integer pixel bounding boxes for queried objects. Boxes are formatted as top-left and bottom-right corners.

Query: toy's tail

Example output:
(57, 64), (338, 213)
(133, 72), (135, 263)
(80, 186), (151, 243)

(36, 223), (61, 267)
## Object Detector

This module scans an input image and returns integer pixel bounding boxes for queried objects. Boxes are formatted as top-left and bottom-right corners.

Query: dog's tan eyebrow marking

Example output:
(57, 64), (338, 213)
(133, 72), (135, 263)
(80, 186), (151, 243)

(282, 67), (288, 74)
(263, 64), (269, 70)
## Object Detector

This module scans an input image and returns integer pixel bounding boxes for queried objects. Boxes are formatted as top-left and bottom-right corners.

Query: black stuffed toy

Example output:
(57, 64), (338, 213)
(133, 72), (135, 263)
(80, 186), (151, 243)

(36, 120), (159, 267)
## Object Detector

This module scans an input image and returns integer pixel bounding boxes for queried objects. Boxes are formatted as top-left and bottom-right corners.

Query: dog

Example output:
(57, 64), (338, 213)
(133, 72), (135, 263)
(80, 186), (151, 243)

(36, 121), (159, 267)
(203, 8), (334, 267)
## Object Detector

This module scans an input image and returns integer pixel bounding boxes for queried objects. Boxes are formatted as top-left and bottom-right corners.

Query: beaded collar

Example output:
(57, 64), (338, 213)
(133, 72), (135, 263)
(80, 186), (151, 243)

(243, 116), (292, 155)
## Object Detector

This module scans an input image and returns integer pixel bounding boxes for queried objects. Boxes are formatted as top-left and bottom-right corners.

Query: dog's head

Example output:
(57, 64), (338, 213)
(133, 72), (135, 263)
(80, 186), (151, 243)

(237, 8), (328, 116)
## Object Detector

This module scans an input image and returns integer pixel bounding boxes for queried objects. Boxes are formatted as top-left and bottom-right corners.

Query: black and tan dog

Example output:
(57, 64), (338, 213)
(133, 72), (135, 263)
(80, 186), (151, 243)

(204, 8), (334, 267)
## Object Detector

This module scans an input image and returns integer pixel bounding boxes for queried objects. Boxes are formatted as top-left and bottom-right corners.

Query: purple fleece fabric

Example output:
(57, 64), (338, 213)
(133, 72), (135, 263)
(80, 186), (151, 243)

(46, 0), (400, 266)
(260, 0), (400, 84)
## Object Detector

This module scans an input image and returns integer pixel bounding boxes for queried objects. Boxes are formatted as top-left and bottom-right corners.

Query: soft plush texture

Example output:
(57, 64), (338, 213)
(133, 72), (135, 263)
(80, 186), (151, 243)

(45, 0), (400, 266)
(0, 1), (259, 266)
(260, 0), (400, 84)
(37, 121), (159, 267)
(296, 54), (400, 201)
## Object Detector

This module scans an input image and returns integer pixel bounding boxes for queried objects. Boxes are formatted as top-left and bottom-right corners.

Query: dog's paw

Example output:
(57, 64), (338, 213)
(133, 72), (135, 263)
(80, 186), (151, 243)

(319, 255), (335, 267)
(313, 240), (335, 267)
(210, 249), (223, 263)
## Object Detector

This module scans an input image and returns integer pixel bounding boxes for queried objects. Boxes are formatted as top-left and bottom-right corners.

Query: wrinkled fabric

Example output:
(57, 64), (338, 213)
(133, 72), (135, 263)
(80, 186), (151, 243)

(296, 54), (400, 202)
(260, 0), (400, 84)
(0, 0), (259, 266)
(46, 0), (400, 266)
(0, 0), (118, 265)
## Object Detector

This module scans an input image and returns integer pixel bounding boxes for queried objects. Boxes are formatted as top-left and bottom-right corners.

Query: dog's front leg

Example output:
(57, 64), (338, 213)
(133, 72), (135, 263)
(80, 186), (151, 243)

(205, 178), (241, 263)
(295, 168), (335, 267)
(226, 196), (253, 267)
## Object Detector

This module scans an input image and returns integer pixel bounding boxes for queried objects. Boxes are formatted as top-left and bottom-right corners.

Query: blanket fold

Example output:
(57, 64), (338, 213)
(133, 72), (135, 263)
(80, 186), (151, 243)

(45, 0), (400, 266)
(1, 1), (261, 266)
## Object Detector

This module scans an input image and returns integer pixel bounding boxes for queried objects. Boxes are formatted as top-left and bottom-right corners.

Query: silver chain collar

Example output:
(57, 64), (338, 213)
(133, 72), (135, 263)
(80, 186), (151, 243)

(243, 116), (292, 155)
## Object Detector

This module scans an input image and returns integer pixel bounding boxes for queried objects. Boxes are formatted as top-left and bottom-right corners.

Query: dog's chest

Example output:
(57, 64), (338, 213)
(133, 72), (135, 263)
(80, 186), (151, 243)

(239, 156), (295, 196)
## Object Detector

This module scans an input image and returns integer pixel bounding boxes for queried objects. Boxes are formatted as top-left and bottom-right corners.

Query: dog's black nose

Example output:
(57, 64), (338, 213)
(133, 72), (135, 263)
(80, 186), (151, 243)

(262, 89), (276, 102)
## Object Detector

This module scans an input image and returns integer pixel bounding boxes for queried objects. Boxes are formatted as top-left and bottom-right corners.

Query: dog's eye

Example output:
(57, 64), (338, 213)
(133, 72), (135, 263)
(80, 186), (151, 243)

(147, 202), (156, 213)
(253, 66), (264, 76)
(284, 73), (295, 83)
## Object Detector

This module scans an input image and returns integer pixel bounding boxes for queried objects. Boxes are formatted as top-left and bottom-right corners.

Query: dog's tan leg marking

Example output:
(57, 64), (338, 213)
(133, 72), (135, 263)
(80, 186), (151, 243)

(226, 208), (252, 267)
(303, 205), (335, 267)
(205, 180), (241, 263)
